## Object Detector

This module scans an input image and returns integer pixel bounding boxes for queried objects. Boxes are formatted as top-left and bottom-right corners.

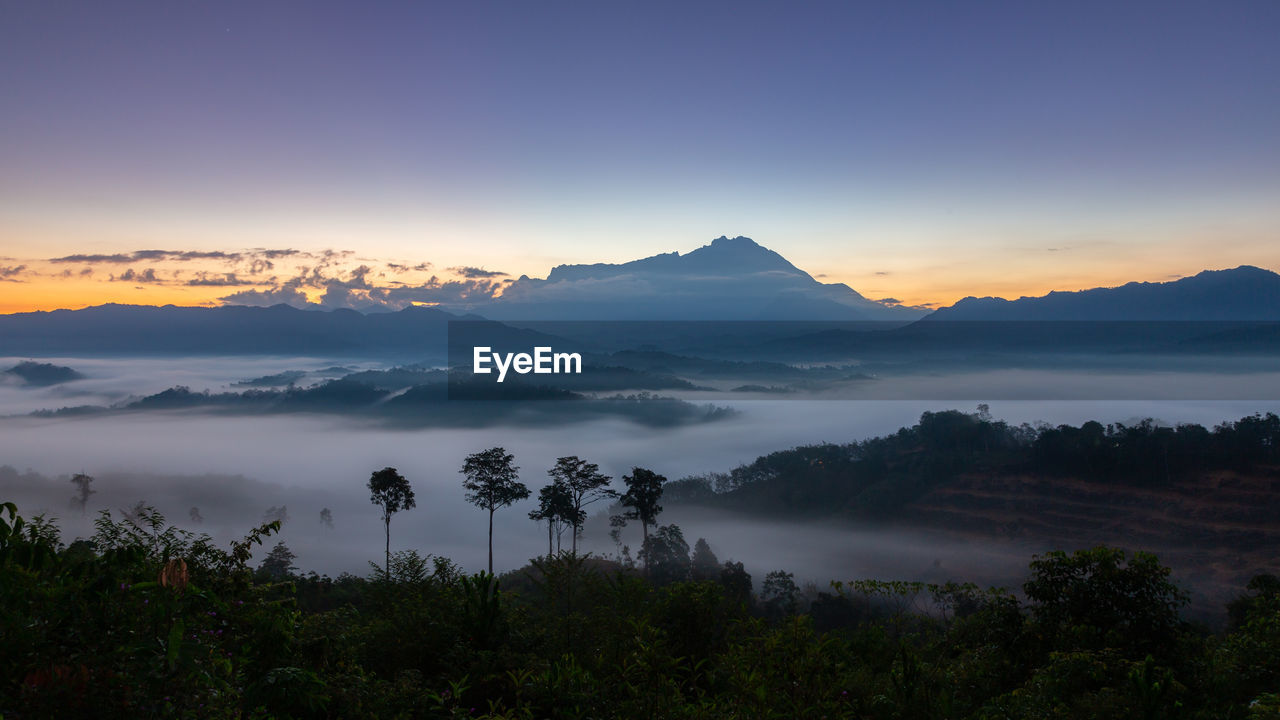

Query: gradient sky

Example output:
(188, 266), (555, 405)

(2, 1), (1278, 313)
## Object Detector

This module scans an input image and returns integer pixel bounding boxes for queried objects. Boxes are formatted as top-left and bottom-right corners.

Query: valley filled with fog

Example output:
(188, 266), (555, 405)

(3, 354), (1277, 596)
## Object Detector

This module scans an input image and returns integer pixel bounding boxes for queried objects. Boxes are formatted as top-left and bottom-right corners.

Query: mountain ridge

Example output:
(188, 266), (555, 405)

(0, 302), (471, 358)
(926, 265), (1280, 321)
(541, 236), (807, 281)
(484, 236), (920, 321)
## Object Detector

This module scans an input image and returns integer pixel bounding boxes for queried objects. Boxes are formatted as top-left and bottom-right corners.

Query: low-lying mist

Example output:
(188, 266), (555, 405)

(0, 355), (377, 416)
(2, 355), (1277, 613)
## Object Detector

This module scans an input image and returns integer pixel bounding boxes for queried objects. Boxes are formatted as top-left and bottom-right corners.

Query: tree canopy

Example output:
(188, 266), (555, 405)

(547, 456), (615, 554)
(368, 466), (415, 576)
(461, 447), (530, 573)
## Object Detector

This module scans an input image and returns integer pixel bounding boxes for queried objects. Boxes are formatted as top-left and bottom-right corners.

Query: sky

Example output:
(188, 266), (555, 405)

(1, 1), (1278, 313)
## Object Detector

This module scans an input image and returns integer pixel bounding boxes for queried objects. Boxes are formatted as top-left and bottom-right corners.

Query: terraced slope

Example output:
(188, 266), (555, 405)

(905, 467), (1280, 611)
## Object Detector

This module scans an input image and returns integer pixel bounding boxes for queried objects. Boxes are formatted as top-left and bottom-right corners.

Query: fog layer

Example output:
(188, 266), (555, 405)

(2, 356), (1276, 593)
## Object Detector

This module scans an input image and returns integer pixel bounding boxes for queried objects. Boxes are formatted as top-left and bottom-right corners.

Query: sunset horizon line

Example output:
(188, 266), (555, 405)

(0, 240), (1272, 316)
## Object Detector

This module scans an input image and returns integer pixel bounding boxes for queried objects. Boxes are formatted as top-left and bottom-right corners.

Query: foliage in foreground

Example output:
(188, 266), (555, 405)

(2, 501), (1280, 719)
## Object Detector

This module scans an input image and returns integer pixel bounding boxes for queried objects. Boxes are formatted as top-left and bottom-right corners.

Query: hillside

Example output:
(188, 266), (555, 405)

(928, 266), (1280, 321)
(666, 410), (1280, 610)
(906, 468), (1280, 609)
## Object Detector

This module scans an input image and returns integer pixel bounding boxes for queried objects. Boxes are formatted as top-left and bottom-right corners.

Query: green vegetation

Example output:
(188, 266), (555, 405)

(461, 447), (530, 575)
(3, 411), (1278, 717)
(3, 497), (1280, 718)
(669, 410), (1280, 518)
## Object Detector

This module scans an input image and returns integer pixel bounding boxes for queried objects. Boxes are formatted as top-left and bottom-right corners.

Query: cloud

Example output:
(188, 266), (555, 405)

(449, 266), (508, 278)
(368, 277), (503, 308)
(49, 253), (133, 264)
(53, 250), (231, 264)
(48, 248), (306, 266)
(876, 297), (902, 305)
(215, 259), (504, 312)
(111, 268), (160, 283)
(256, 249), (304, 259)
(186, 272), (256, 287)
(386, 262), (432, 273)
(316, 266), (506, 311)
(219, 286), (312, 307)
(874, 271), (891, 276)
(0, 265), (27, 282)
(317, 266), (376, 309)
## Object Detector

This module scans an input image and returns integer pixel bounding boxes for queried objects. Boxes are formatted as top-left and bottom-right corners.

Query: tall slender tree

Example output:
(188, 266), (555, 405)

(368, 467), (415, 577)
(618, 466), (666, 554)
(529, 478), (577, 557)
(69, 472), (94, 515)
(548, 456), (615, 555)
(461, 447), (530, 574)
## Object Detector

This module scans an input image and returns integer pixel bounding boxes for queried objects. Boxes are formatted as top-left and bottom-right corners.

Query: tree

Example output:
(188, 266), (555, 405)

(257, 541), (297, 580)
(368, 467), (415, 577)
(639, 524), (690, 585)
(719, 561), (753, 607)
(691, 538), (720, 581)
(263, 505), (289, 526)
(547, 456), (615, 554)
(188, 506), (203, 524)
(762, 570), (799, 617)
(616, 467), (665, 565)
(461, 447), (530, 574)
(69, 473), (94, 515)
(529, 478), (577, 557)
(319, 507), (333, 529)
(1024, 546), (1187, 657)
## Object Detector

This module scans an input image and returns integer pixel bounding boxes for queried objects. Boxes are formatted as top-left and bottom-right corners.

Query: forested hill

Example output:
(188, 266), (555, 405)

(666, 409), (1280, 520)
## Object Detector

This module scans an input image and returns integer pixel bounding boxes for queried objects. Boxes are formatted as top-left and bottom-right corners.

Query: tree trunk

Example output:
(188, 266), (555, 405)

(641, 520), (650, 571)
(384, 515), (391, 578)
(488, 508), (495, 575)
(571, 497), (580, 556)
(547, 518), (553, 558)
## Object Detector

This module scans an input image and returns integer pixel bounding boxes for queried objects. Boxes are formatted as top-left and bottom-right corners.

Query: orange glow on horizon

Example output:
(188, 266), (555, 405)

(1, 261), (1267, 315)
(0, 280), (227, 314)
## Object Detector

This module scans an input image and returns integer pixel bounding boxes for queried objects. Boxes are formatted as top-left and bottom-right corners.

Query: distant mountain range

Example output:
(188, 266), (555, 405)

(0, 303), (465, 358)
(475, 236), (924, 321)
(925, 266), (1280, 321)
(1, 241), (1278, 358)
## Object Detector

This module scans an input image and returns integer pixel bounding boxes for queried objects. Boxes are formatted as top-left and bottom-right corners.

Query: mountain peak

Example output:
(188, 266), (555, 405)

(679, 235), (804, 276)
(1187, 265), (1276, 282)
(488, 236), (926, 321)
(709, 235), (762, 248)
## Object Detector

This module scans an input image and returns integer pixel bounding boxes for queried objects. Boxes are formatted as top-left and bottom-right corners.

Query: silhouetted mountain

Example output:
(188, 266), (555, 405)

(927, 266), (1280, 321)
(0, 304), (486, 358)
(479, 236), (924, 321)
(3, 361), (84, 386)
